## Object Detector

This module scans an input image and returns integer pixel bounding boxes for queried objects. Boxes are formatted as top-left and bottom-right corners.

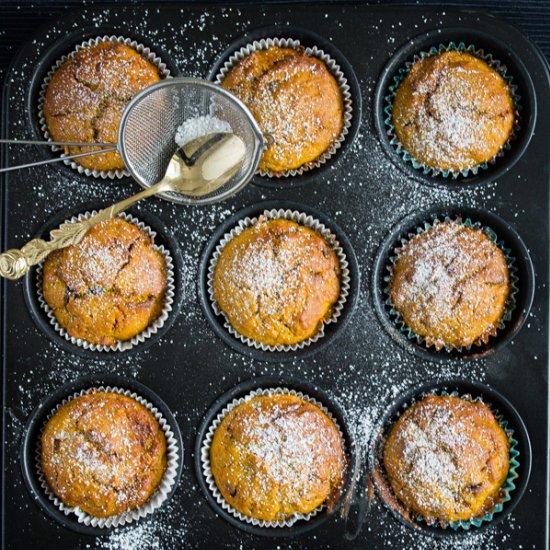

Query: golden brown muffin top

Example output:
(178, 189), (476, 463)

(383, 394), (510, 524)
(210, 393), (347, 521)
(388, 221), (510, 349)
(221, 46), (299, 105)
(43, 41), (161, 171)
(42, 217), (167, 346)
(213, 218), (341, 346)
(41, 390), (167, 518)
(222, 46), (344, 174)
(391, 51), (515, 172)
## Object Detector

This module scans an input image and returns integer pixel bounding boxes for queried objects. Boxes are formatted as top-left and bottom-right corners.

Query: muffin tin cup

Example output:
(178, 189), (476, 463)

(210, 26), (361, 187)
(20, 374), (184, 536)
(36, 386), (180, 528)
(37, 35), (172, 180)
(34, 210), (176, 353)
(372, 205), (535, 361)
(200, 386), (346, 528)
(194, 376), (354, 537)
(205, 205), (351, 355)
(373, 28), (537, 189)
(23, 203), (184, 359)
(368, 379), (530, 537)
(382, 42), (520, 180)
(384, 215), (518, 354)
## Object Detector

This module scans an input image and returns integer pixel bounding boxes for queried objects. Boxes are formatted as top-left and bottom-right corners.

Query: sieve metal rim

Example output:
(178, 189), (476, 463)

(118, 77), (265, 205)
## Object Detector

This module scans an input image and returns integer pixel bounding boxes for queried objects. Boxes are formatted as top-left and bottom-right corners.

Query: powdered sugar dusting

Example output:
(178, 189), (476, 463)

(391, 50), (516, 173)
(389, 220), (511, 349)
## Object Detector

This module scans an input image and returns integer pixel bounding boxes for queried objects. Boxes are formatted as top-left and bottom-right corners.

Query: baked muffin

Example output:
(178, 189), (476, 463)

(212, 218), (341, 346)
(43, 41), (161, 171)
(383, 394), (510, 524)
(388, 220), (510, 349)
(391, 50), (515, 173)
(41, 390), (167, 518)
(42, 217), (167, 346)
(210, 393), (347, 521)
(221, 46), (344, 174)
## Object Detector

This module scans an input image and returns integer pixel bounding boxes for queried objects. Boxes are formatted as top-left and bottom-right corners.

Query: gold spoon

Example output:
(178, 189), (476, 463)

(0, 132), (246, 280)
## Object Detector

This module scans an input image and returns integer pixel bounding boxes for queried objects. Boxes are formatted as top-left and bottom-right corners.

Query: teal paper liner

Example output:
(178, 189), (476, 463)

(383, 42), (521, 178)
(380, 390), (520, 531)
(384, 216), (519, 353)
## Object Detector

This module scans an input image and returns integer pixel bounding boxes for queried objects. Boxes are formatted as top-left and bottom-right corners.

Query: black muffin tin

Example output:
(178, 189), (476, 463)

(1, 4), (549, 550)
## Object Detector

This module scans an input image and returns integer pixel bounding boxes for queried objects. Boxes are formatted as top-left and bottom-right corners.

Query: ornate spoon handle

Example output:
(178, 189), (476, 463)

(0, 183), (165, 280)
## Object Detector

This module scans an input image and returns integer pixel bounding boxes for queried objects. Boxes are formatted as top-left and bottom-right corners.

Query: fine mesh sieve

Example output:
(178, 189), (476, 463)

(118, 78), (265, 205)
(0, 78), (265, 204)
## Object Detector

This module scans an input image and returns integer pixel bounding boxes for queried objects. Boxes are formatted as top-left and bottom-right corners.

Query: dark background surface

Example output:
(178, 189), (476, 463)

(1, 2), (549, 550)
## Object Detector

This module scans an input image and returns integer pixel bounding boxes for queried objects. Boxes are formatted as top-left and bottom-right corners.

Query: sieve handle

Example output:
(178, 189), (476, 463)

(0, 181), (167, 280)
(0, 147), (118, 174)
(0, 139), (117, 147)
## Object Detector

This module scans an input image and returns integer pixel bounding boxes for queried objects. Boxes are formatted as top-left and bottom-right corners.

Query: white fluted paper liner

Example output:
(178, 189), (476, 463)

(200, 387), (347, 528)
(207, 208), (350, 352)
(37, 35), (172, 179)
(36, 211), (175, 352)
(214, 37), (353, 177)
(36, 385), (180, 528)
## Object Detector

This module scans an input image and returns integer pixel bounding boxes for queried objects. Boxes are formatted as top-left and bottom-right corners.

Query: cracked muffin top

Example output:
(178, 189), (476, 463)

(41, 390), (167, 518)
(210, 393), (347, 522)
(212, 218), (341, 347)
(388, 220), (510, 350)
(43, 41), (161, 172)
(391, 50), (515, 173)
(221, 45), (344, 174)
(42, 217), (167, 347)
(383, 394), (510, 525)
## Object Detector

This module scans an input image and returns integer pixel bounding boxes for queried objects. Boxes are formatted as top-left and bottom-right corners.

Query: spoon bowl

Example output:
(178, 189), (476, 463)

(164, 133), (247, 196)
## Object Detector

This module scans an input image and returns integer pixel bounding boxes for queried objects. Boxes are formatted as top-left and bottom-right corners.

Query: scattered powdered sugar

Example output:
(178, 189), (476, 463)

(91, 500), (189, 550)
(175, 115), (232, 147)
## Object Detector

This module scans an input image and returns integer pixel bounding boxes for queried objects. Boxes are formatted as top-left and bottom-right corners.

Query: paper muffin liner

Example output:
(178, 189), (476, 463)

(36, 210), (175, 352)
(383, 42), (521, 179)
(37, 35), (172, 179)
(200, 386), (348, 528)
(35, 385), (180, 528)
(214, 37), (353, 178)
(384, 216), (519, 353)
(207, 208), (350, 352)
(375, 389), (520, 531)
